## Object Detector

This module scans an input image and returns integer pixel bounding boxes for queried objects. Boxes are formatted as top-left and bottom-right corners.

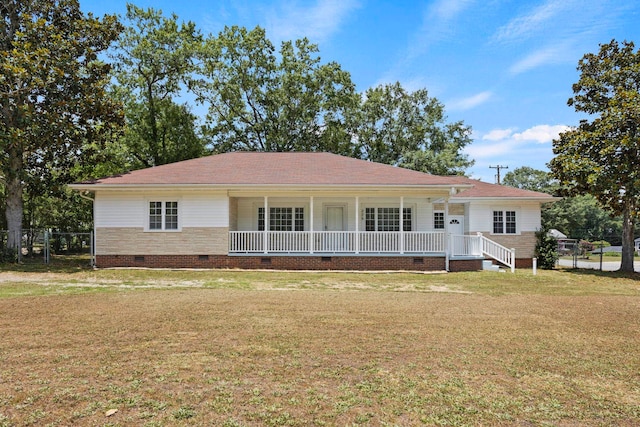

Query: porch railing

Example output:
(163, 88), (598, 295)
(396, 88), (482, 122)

(229, 231), (516, 270)
(229, 231), (471, 255)
(450, 234), (482, 257)
(478, 232), (515, 272)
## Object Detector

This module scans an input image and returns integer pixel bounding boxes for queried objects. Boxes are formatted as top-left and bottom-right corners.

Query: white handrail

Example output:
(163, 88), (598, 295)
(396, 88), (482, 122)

(477, 232), (515, 272)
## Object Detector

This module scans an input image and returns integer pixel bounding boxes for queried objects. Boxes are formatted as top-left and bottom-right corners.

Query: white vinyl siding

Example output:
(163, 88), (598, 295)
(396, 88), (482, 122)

(95, 192), (228, 229)
(466, 201), (542, 235)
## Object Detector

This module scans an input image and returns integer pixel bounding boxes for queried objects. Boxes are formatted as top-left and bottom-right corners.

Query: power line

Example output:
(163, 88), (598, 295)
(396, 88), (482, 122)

(489, 165), (508, 184)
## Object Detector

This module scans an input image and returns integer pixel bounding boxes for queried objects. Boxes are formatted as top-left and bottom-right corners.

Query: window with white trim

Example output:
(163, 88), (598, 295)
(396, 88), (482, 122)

(364, 207), (412, 231)
(258, 207), (304, 231)
(493, 210), (516, 234)
(149, 201), (179, 230)
(433, 211), (445, 230)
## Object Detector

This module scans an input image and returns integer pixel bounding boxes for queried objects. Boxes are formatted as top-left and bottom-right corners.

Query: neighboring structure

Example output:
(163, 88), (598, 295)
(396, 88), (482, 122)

(70, 152), (555, 272)
(635, 237), (640, 254)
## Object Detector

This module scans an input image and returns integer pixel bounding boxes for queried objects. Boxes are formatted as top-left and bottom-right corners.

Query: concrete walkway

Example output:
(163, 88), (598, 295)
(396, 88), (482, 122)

(557, 258), (640, 272)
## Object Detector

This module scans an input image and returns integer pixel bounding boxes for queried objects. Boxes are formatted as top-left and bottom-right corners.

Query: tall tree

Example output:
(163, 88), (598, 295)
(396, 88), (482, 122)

(111, 4), (206, 167)
(357, 83), (473, 174)
(0, 0), (122, 250)
(543, 194), (622, 243)
(502, 166), (558, 194)
(195, 26), (359, 155)
(549, 40), (640, 272)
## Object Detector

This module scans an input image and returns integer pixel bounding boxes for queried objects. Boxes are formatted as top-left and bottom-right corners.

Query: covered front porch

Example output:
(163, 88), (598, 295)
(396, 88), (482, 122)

(227, 193), (515, 271)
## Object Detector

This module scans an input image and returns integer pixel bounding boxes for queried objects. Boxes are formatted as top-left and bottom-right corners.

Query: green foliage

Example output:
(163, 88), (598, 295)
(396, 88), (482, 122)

(0, 245), (17, 263)
(195, 25), (359, 155)
(0, 0), (123, 248)
(502, 167), (558, 194)
(549, 40), (640, 272)
(542, 194), (622, 242)
(535, 228), (559, 269)
(358, 83), (474, 173)
(111, 4), (207, 168)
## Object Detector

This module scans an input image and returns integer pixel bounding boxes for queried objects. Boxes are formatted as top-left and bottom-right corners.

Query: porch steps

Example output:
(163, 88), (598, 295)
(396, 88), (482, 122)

(482, 260), (503, 272)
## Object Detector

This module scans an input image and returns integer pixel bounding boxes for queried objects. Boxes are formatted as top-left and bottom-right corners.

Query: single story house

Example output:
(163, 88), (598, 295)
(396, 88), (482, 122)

(70, 152), (555, 272)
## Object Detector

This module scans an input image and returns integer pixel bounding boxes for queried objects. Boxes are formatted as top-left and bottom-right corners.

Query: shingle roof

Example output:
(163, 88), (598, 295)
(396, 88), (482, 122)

(74, 152), (554, 200)
(451, 176), (555, 199)
(79, 152), (462, 186)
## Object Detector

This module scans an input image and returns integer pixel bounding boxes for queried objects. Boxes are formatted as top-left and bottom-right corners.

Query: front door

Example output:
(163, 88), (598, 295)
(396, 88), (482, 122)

(448, 216), (464, 235)
(448, 216), (465, 255)
(325, 206), (346, 251)
(325, 206), (344, 231)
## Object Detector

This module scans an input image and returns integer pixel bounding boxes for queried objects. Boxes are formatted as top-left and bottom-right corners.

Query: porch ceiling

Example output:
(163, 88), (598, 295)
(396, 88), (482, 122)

(226, 186), (457, 198)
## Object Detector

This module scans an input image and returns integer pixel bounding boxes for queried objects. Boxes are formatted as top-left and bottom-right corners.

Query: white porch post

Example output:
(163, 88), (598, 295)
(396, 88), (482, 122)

(400, 196), (404, 254)
(309, 196), (314, 254)
(444, 197), (450, 271)
(263, 196), (269, 254)
(355, 196), (360, 254)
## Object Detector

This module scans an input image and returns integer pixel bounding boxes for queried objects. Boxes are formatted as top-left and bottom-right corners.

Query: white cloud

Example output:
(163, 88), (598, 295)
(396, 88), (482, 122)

(512, 124), (569, 143)
(481, 128), (515, 141)
(493, 0), (572, 43)
(508, 44), (571, 75)
(448, 91), (493, 111)
(464, 139), (516, 160)
(431, 0), (475, 21)
(265, 0), (361, 43)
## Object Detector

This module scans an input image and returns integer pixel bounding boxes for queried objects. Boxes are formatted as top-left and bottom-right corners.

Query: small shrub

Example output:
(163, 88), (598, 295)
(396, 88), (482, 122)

(0, 246), (18, 263)
(590, 240), (610, 248)
(535, 227), (559, 269)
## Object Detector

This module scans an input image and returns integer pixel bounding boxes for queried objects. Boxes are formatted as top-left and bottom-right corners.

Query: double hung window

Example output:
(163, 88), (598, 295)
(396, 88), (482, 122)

(258, 207), (304, 231)
(364, 207), (412, 232)
(433, 211), (445, 230)
(149, 201), (179, 230)
(493, 210), (516, 234)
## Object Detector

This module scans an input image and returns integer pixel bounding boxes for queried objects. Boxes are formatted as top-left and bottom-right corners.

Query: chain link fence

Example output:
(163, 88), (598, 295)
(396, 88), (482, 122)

(1, 230), (94, 266)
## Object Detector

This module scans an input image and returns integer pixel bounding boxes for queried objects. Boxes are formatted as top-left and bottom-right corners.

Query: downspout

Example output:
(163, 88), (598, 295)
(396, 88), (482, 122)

(78, 191), (96, 267)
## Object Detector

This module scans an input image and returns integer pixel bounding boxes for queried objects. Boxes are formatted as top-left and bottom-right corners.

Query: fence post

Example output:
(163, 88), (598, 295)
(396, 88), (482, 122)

(533, 257), (537, 275)
(16, 229), (22, 263)
(510, 248), (516, 273)
(44, 231), (50, 264)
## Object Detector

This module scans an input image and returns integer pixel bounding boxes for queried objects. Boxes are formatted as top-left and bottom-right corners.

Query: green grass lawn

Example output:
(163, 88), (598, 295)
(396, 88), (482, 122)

(0, 266), (639, 426)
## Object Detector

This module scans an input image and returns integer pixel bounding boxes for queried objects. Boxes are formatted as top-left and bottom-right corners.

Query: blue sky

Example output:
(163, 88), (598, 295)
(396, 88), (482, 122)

(82, 0), (640, 182)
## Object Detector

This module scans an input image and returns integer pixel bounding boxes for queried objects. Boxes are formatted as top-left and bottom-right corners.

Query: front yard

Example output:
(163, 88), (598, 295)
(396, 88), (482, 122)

(0, 267), (639, 425)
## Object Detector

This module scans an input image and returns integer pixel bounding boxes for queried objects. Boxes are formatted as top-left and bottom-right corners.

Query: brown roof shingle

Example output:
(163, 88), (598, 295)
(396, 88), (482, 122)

(82, 152), (460, 186)
(75, 152), (554, 200)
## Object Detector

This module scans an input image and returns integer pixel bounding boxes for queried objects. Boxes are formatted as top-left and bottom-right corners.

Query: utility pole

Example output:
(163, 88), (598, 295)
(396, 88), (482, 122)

(489, 165), (508, 184)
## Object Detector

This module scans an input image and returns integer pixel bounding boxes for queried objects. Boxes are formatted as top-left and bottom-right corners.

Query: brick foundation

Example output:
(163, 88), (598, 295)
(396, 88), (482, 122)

(96, 254), (462, 271)
(449, 258), (483, 272)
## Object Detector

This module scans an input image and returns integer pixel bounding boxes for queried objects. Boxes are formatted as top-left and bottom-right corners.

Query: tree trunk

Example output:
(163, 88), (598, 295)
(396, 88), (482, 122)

(5, 170), (23, 254)
(619, 207), (636, 273)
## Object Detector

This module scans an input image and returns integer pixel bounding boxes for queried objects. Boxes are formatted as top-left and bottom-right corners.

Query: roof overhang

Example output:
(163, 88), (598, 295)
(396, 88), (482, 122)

(68, 182), (473, 195)
(452, 196), (560, 203)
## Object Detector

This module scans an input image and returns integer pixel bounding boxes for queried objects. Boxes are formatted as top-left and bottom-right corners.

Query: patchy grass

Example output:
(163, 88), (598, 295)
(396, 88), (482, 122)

(0, 268), (639, 425)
